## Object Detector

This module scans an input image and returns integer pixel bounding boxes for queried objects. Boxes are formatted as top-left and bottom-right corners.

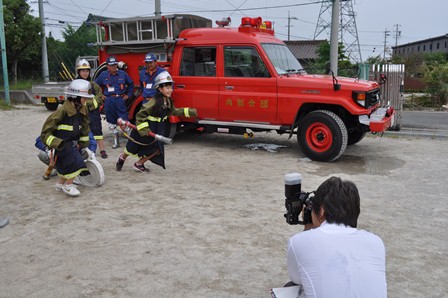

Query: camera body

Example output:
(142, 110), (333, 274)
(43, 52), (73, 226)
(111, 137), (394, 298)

(284, 173), (313, 225)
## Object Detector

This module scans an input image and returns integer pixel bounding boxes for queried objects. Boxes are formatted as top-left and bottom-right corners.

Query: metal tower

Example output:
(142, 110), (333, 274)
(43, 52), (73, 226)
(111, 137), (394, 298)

(314, 0), (362, 63)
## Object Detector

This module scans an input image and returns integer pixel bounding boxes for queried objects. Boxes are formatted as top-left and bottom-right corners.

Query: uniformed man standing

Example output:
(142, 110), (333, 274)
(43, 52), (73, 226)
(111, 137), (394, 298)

(95, 56), (134, 148)
(140, 53), (165, 105)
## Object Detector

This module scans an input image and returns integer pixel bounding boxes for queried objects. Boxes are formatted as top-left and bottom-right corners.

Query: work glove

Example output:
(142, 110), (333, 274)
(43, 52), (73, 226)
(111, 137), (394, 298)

(56, 140), (66, 151)
(186, 108), (198, 117)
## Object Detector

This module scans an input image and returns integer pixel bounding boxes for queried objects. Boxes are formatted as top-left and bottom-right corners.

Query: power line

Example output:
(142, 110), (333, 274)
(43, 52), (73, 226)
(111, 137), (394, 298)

(100, 0), (115, 17)
(162, 1), (324, 14)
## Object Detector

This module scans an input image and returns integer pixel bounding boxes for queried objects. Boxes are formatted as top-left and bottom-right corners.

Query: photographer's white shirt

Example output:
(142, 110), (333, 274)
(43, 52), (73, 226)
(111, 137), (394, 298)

(287, 221), (387, 298)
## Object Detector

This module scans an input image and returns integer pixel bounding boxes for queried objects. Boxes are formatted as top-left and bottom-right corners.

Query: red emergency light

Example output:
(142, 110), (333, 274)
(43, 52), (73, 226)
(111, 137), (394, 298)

(264, 21), (272, 30)
(241, 17), (252, 27)
(240, 17), (262, 28)
(239, 17), (274, 35)
(250, 17), (262, 27)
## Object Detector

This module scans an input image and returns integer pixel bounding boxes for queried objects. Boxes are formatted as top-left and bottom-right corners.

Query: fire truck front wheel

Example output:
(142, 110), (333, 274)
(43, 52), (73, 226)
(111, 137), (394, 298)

(297, 110), (348, 162)
(347, 129), (366, 145)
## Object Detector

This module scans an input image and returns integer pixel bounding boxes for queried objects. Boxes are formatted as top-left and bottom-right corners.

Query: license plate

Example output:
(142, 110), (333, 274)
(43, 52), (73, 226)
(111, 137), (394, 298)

(47, 97), (57, 103)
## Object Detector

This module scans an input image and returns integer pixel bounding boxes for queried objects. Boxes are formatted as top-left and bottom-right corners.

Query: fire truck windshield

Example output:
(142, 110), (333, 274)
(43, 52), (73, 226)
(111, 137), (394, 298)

(261, 43), (306, 75)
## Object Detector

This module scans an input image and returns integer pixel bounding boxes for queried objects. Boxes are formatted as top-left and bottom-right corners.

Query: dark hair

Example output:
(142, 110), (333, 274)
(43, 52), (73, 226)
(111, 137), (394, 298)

(152, 92), (172, 116)
(312, 177), (360, 228)
(158, 82), (173, 89)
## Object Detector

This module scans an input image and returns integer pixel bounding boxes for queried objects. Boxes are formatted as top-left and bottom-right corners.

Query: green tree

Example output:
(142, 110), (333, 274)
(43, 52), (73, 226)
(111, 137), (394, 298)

(3, 0), (42, 82)
(366, 55), (383, 65)
(310, 41), (356, 76)
(422, 54), (448, 107)
(46, 33), (69, 80)
(60, 23), (97, 72)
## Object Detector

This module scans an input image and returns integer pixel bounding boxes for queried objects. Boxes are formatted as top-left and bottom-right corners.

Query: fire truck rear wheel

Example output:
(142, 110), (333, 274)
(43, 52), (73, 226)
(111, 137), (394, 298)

(297, 110), (348, 162)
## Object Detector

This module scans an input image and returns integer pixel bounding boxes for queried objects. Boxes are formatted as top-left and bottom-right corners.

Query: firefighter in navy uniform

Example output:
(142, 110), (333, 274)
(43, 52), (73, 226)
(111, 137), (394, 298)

(40, 79), (92, 196)
(116, 71), (198, 172)
(75, 59), (108, 158)
(95, 56), (134, 149)
(140, 53), (165, 105)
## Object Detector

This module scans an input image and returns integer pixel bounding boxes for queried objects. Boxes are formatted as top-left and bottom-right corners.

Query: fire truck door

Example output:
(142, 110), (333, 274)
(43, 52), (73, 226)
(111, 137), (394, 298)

(174, 47), (219, 120)
(219, 46), (277, 123)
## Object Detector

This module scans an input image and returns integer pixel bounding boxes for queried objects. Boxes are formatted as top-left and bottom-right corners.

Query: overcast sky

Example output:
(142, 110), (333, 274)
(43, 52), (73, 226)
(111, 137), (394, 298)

(29, 0), (447, 62)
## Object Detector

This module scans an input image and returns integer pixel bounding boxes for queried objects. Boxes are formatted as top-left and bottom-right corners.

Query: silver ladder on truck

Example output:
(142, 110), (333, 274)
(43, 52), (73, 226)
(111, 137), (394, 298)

(95, 15), (179, 46)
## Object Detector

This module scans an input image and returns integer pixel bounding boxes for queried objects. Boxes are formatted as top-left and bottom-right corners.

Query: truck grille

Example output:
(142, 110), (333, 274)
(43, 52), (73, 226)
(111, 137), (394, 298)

(366, 88), (380, 108)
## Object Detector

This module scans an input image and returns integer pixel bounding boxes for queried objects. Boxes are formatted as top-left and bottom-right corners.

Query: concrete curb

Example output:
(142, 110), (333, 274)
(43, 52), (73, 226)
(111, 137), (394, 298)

(0, 90), (40, 105)
(382, 128), (448, 139)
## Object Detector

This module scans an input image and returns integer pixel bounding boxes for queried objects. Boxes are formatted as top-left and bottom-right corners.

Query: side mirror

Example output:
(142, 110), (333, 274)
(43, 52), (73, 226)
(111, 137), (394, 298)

(379, 73), (387, 84)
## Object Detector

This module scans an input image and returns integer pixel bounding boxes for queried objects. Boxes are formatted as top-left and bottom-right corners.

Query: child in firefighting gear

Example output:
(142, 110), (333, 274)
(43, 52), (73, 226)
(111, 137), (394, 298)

(116, 71), (198, 172)
(40, 79), (92, 196)
(35, 132), (97, 180)
(76, 59), (108, 159)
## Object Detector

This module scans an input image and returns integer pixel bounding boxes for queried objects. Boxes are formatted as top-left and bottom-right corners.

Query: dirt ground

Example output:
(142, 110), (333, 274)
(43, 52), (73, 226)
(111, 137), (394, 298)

(0, 105), (447, 297)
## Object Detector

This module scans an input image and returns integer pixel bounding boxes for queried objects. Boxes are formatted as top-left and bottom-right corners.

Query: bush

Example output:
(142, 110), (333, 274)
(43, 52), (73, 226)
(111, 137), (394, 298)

(403, 93), (435, 110)
(423, 63), (448, 108)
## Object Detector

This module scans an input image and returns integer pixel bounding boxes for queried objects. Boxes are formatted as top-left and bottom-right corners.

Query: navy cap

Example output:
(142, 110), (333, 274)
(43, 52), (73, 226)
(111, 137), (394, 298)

(144, 53), (157, 62)
(106, 56), (118, 65)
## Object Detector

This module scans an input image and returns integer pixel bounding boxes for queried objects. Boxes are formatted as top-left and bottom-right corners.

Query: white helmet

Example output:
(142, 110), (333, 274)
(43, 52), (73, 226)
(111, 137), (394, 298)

(65, 79), (94, 98)
(154, 71), (174, 89)
(76, 59), (91, 70)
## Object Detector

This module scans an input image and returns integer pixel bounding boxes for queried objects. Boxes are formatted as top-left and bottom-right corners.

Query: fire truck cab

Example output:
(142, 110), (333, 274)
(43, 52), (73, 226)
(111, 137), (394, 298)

(94, 15), (394, 162)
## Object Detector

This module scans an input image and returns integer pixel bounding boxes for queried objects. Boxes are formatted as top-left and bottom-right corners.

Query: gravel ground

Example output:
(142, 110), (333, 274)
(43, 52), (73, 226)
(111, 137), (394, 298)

(0, 105), (447, 297)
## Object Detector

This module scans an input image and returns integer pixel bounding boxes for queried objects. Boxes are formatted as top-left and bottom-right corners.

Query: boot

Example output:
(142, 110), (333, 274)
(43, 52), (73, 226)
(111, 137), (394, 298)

(112, 132), (120, 149)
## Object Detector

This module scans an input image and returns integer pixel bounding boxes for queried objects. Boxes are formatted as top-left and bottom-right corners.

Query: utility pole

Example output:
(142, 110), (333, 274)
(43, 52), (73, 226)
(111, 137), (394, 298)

(383, 28), (390, 61)
(393, 24), (401, 47)
(330, 0), (340, 75)
(154, 0), (161, 16)
(0, 0), (10, 104)
(38, 0), (49, 82)
(287, 11), (298, 41)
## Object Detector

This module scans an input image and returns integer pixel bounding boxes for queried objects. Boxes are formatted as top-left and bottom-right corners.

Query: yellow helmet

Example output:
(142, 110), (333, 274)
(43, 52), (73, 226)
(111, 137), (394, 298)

(76, 59), (91, 70)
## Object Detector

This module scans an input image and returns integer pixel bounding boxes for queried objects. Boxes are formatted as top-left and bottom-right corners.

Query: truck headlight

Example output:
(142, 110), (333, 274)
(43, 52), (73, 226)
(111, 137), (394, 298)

(353, 89), (380, 108)
(352, 91), (366, 107)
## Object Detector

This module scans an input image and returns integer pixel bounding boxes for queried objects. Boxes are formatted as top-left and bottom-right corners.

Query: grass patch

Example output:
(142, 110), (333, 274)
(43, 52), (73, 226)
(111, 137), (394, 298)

(0, 100), (15, 110)
(8, 80), (39, 90)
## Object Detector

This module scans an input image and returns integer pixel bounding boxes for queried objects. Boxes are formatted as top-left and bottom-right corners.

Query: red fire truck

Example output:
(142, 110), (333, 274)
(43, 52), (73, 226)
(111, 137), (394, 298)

(93, 14), (394, 162)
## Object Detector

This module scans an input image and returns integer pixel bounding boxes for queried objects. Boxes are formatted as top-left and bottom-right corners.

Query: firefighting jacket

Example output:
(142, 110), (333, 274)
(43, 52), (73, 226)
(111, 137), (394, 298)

(85, 81), (103, 112)
(40, 100), (90, 151)
(136, 93), (198, 137)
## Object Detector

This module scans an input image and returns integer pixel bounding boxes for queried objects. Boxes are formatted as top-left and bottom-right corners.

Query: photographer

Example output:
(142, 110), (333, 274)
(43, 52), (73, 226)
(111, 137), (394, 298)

(286, 177), (387, 297)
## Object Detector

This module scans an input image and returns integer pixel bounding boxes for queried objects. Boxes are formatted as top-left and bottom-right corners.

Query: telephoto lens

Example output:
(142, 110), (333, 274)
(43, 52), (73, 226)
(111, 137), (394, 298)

(284, 173), (301, 199)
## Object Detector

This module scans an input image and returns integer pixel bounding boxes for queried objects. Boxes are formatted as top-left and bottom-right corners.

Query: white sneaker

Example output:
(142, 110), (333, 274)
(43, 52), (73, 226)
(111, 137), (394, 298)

(55, 183), (63, 191)
(62, 184), (80, 196)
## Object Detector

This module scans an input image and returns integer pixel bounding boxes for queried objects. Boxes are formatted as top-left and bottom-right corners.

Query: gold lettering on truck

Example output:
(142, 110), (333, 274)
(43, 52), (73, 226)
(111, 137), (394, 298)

(260, 100), (268, 108)
(248, 99), (255, 108)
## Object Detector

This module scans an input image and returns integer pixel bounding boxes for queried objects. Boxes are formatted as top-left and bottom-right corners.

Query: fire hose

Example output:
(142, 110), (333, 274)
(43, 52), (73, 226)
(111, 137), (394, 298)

(117, 119), (173, 145)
